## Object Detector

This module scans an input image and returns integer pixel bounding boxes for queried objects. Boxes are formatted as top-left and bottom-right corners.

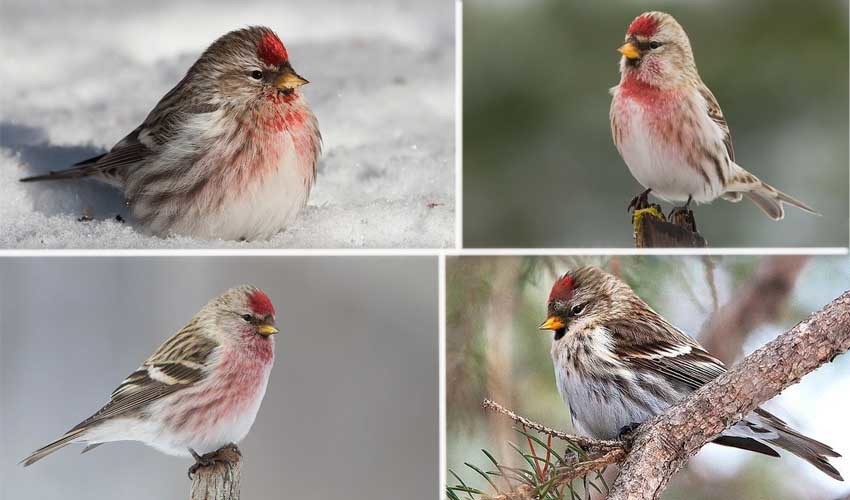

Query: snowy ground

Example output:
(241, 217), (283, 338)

(0, 0), (455, 248)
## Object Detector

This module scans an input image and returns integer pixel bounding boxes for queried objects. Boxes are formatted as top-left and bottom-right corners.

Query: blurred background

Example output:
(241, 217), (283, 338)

(463, 0), (849, 247)
(0, 256), (438, 500)
(447, 255), (850, 499)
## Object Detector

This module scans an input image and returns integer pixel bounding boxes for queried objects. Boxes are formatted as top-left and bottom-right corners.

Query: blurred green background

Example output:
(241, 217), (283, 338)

(447, 255), (850, 499)
(463, 0), (848, 247)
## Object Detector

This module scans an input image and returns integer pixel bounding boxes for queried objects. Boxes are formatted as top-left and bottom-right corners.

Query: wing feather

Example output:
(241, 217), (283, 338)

(73, 324), (217, 432)
(699, 84), (735, 163)
(607, 316), (726, 391)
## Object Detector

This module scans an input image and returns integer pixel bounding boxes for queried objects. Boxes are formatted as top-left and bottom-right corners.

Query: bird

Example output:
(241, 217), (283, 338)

(538, 266), (842, 480)
(22, 285), (279, 469)
(20, 26), (322, 241)
(609, 11), (817, 220)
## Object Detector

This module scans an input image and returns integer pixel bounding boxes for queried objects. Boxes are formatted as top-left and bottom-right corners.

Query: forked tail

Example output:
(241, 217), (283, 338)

(722, 165), (819, 220)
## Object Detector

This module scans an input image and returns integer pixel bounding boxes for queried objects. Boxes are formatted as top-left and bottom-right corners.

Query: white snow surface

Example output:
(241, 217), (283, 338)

(0, 0), (455, 248)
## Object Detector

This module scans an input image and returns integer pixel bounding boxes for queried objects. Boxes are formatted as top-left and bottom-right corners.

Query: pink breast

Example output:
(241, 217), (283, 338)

(165, 346), (273, 435)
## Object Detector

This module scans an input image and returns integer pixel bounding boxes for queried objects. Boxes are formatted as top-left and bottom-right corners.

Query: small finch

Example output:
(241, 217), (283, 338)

(539, 266), (842, 480)
(22, 285), (279, 468)
(21, 26), (321, 240)
(610, 12), (816, 220)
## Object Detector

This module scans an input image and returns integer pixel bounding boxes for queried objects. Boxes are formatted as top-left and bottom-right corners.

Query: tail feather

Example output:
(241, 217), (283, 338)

(21, 429), (87, 466)
(770, 433), (843, 481)
(744, 408), (843, 481)
(724, 165), (819, 220)
(713, 436), (780, 457)
(745, 190), (785, 220)
(774, 189), (819, 216)
(19, 153), (107, 183)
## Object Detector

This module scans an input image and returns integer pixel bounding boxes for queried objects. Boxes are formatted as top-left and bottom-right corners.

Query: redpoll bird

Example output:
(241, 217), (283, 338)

(609, 12), (816, 220)
(22, 285), (279, 467)
(20, 26), (321, 240)
(539, 266), (842, 480)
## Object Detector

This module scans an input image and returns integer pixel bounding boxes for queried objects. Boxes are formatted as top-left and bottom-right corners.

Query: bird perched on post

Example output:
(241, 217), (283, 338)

(20, 26), (321, 241)
(539, 266), (842, 480)
(22, 285), (279, 472)
(609, 11), (816, 220)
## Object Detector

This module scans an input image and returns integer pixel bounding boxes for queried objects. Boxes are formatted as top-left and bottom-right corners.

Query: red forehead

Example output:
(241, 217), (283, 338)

(258, 32), (288, 65)
(549, 275), (575, 302)
(249, 290), (275, 317)
(628, 15), (659, 37)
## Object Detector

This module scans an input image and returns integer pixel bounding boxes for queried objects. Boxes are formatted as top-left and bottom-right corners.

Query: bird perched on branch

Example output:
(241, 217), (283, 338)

(20, 26), (321, 241)
(22, 285), (279, 472)
(539, 266), (842, 480)
(610, 11), (816, 220)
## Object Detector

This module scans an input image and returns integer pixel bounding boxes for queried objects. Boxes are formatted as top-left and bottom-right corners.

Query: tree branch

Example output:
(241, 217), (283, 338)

(190, 444), (241, 500)
(482, 399), (623, 455)
(480, 400), (627, 500)
(608, 290), (850, 500)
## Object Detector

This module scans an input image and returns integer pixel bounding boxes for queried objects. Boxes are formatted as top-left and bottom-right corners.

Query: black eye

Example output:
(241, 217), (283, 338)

(250, 70), (263, 80)
(241, 314), (253, 322)
(649, 41), (662, 49)
(570, 304), (585, 316)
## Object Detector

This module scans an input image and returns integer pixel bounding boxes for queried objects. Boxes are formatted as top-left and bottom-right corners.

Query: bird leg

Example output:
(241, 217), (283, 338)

(668, 196), (699, 233)
(629, 188), (665, 228)
(617, 422), (642, 441)
(627, 188), (653, 212)
(187, 444), (241, 479)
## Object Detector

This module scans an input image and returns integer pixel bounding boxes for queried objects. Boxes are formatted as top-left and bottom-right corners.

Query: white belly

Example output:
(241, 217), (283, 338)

(551, 328), (680, 440)
(170, 134), (312, 241)
(612, 92), (728, 204)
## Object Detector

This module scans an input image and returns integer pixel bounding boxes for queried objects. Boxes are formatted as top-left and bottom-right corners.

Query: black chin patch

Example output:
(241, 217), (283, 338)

(278, 88), (295, 97)
(554, 328), (566, 341)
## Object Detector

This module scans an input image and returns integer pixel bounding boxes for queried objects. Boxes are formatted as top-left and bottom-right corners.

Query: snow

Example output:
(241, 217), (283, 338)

(0, 0), (455, 248)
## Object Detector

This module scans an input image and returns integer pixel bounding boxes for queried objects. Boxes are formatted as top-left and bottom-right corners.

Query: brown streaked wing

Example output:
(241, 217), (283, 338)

(70, 326), (217, 432)
(699, 84), (735, 163)
(607, 319), (726, 391)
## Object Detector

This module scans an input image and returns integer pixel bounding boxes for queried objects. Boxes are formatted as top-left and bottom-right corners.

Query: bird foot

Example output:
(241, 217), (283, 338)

(629, 189), (664, 227)
(187, 444), (241, 479)
(618, 422), (642, 441)
(627, 189), (653, 213)
(668, 206), (698, 233)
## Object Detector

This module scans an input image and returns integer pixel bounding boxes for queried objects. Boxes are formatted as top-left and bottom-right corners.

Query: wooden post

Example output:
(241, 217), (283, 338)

(632, 205), (707, 248)
(190, 444), (241, 500)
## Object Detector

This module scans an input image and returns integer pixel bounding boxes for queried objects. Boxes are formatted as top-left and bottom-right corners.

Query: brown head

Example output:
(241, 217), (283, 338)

(187, 26), (309, 106)
(539, 266), (635, 341)
(616, 12), (699, 88)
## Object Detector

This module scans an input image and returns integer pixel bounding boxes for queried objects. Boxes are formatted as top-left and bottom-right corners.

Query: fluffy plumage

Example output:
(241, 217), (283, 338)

(20, 26), (322, 240)
(610, 11), (816, 220)
(540, 266), (842, 481)
(22, 285), (279, 466)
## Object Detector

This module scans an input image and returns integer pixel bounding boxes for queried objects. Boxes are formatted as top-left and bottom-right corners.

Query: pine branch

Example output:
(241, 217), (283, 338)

(482, 399), (623, 455)
(469, 401), (627, 500)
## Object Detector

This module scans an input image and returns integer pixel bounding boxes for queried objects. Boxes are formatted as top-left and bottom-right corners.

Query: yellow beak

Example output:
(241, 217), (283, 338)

(275, 67), (309, 91)
(257, 324), (279, 336)
(539, 316), (565, 331)
(617, 42), (641, 60)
